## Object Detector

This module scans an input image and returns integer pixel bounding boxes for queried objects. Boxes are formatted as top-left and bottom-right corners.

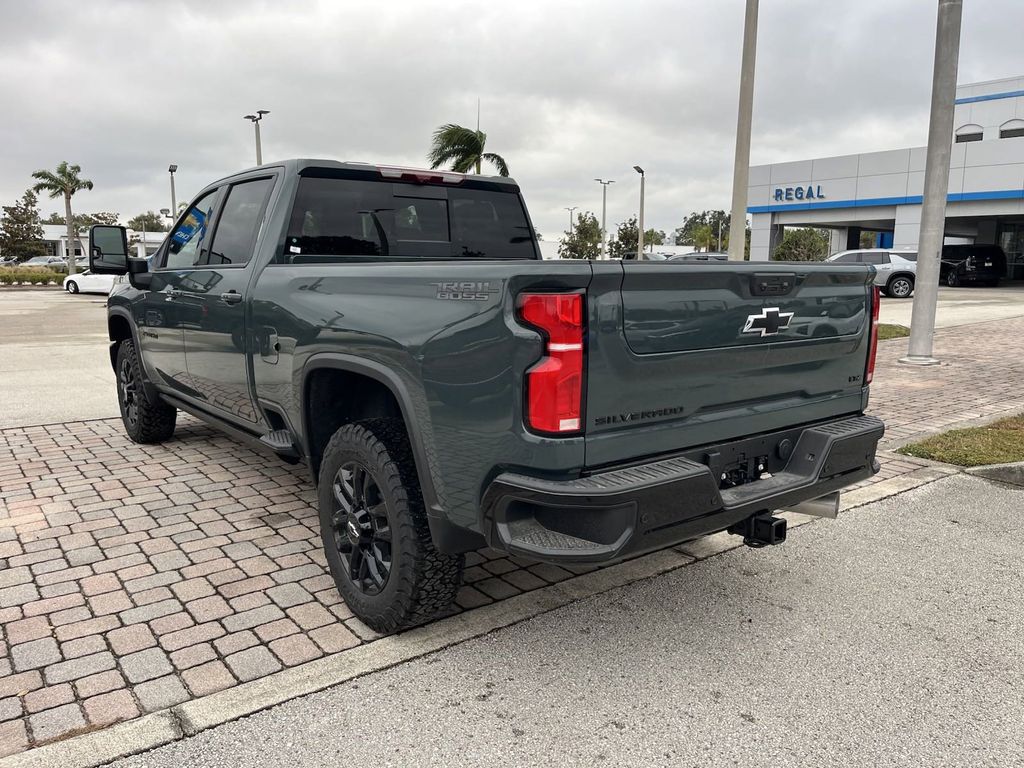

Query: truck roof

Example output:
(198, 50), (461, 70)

(213, 159), (521, 189)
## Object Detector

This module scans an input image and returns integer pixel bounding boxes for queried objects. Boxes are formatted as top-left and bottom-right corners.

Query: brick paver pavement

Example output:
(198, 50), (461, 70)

(1, 315), (1022, 756)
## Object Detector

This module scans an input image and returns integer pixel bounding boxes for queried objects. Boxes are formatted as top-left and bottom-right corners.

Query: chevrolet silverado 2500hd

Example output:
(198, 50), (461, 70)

(89, 160), (884, 632)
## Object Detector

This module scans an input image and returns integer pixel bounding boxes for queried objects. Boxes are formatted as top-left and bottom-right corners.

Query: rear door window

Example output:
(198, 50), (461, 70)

(861, 252), (890, 265)
(282, 175), (537, 262)
(831, 253), (861, 263)
(205, 178), (274, 266)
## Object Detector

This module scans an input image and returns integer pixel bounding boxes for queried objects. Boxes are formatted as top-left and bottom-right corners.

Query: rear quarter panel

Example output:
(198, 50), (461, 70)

(250, 259), (593, 533)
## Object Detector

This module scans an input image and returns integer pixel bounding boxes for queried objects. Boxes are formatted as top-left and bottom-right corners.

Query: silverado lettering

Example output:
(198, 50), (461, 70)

(594, 406), (686, 426)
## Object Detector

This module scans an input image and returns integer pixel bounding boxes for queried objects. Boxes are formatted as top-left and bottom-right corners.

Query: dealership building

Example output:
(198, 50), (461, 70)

(747, 75), (1024, 281)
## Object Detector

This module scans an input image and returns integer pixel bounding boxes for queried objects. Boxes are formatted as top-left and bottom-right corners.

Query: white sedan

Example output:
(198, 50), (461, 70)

(63, 270), (116, 295)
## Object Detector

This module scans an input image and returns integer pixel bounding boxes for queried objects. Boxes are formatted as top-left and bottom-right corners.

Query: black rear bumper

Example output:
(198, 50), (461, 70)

(480, 414), (884, 563)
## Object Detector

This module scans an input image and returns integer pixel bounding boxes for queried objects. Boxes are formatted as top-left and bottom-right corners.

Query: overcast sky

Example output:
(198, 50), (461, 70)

(1, 0), (1020, 239)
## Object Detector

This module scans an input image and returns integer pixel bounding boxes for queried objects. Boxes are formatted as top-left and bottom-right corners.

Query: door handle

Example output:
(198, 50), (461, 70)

(220, 291), (243, 305)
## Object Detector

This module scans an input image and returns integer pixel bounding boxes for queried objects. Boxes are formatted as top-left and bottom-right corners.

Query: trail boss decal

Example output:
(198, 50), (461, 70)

(432, 281), (499, 301)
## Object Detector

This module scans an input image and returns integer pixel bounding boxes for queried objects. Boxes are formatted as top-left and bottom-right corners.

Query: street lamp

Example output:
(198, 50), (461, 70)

(244, 110), (270, 165)
(564, 206), (578, 237)
(634, 166), (645, 260)
(167, 165), (177, 217)
(160, 208), (172, 222)
(595, 179), (615, 259)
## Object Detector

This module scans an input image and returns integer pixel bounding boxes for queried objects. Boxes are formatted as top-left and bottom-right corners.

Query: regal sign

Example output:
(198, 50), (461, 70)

(773, 185), (825, 202)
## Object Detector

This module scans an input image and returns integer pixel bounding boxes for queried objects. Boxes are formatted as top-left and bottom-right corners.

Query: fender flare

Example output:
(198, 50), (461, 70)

(299, 353), (441, 516)
(107, 307), (161, 401)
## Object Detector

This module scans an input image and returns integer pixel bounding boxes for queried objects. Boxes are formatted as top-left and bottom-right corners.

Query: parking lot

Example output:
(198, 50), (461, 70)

(2, 287), (1024, 759)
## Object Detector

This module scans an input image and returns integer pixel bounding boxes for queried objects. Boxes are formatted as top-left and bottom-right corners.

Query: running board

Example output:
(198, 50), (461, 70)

(259, 430), (301, 462)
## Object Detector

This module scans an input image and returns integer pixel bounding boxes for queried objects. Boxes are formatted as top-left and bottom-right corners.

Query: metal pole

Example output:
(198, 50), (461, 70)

(636, 170), (645, 261)
(169, 172), (176, 216)
(565, 206), (577, 237)
(595, 179), (614, 259)
(902, 0), (962, 366)
(727, 0), (759, 261)
(254, 121), (263, 166)
(141, 217), (146, 259)
(718, 219), (723, 252)
(601, 185), (607, 259)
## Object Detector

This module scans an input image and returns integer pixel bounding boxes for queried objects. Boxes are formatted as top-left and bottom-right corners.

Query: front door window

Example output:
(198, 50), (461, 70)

(165, 190), (218, 270)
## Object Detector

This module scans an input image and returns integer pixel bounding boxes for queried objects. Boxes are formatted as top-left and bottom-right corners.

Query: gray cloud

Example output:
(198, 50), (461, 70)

(1, 0), (1020, 239)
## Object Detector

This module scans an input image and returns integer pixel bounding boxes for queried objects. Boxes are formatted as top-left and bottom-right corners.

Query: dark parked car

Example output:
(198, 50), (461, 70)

(88, 159), (884, 632)
(940, 244), (1007, 287)
(669, 251), (729, 262)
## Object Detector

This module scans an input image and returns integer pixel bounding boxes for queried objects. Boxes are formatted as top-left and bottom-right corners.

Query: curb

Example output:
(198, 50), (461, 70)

(0, 467), (953, 768)
(966, 460), (1024, 487)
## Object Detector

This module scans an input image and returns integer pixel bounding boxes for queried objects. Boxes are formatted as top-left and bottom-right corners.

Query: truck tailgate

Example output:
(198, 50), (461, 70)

(584, 261), (875, 468)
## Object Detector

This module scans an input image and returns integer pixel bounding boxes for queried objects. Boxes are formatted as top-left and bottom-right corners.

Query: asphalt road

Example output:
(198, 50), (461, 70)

(879, 283), (1024, 329)
(109, 473), (1024, 768)
(0, 289), (115, 427)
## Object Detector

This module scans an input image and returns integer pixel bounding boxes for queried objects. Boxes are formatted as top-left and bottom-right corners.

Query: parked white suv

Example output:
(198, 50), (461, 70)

(827, 249), (918, 298)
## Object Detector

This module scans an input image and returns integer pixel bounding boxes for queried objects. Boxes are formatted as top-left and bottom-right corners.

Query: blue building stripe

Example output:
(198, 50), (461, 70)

(954, 89), (1024, 105)
(748, 188), (1024, 214)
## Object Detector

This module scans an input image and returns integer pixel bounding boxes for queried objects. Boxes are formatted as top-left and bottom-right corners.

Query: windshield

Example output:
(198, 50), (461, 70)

(283, 175), (538, 261)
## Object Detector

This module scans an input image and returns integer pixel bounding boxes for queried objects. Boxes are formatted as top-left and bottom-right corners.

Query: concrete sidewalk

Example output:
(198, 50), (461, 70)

(104, 474), (1024, 768)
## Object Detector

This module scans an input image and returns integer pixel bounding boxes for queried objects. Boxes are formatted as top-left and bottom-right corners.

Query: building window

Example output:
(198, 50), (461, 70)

(999, 119), (1024, 139)
(954, 123), (983, 143)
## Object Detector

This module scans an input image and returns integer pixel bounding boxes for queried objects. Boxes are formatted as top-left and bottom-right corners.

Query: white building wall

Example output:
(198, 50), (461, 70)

(746, 77), (1024, 264)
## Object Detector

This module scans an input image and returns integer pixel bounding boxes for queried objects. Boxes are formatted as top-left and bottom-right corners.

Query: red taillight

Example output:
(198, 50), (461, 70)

(517, 293), (585, 435)
(866, 285), (880, 384)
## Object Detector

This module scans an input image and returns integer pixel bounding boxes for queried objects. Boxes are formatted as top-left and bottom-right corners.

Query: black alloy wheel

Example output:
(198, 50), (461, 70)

(115, 339), (176, 443)
(330, 461), (393, 595)
(119, 353), (140, 430)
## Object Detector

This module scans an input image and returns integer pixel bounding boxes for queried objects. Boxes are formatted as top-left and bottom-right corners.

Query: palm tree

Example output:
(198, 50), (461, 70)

(428, 124), (509, 176)
(32, 161), (94, 275)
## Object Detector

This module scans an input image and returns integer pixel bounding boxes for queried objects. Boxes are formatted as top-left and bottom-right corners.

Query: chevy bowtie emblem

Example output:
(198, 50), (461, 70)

(742, 307), (794, 337)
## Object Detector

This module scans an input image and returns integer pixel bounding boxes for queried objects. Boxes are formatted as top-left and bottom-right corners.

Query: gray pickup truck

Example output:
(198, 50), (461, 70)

(89, 160), (884, 632)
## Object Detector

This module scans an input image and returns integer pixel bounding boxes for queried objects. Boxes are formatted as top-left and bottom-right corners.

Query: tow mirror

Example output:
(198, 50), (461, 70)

(89, 225), (129, 275)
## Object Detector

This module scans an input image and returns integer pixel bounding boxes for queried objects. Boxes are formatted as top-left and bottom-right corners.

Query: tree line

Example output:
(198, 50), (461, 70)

(0, 161), (170, 274)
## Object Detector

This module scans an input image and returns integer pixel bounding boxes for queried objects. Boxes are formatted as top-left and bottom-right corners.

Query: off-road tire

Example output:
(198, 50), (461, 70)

(885, 275), (914, 298)
(66, 281), (79, 294)
(318, 418), (464, 633)
(116, 339), (176, 443)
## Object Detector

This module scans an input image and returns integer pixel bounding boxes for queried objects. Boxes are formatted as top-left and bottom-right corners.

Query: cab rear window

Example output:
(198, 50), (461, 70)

(282, 177), (538, 261)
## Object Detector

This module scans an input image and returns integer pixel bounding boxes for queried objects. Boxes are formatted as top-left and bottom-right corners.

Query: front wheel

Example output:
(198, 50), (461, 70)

(318, 418), (463, 633)
(116, 339), (176, 443)
(885, 275), (914, 298)
(66, 281), (78, 294)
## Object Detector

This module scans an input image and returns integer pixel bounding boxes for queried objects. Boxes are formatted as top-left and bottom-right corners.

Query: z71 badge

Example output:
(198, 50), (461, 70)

(432, 281), (499, 301)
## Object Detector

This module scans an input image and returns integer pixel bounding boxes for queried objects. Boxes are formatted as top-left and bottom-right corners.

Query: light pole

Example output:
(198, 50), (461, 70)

(168, 164), (177, 216)
(244, 110), (270, 165)
(634, 166), (645, 260)
(728, 0), (759, 261)
(564, 206), (578, 238)
(595, 179), (614, 259)
(902, 0), (963, 366)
